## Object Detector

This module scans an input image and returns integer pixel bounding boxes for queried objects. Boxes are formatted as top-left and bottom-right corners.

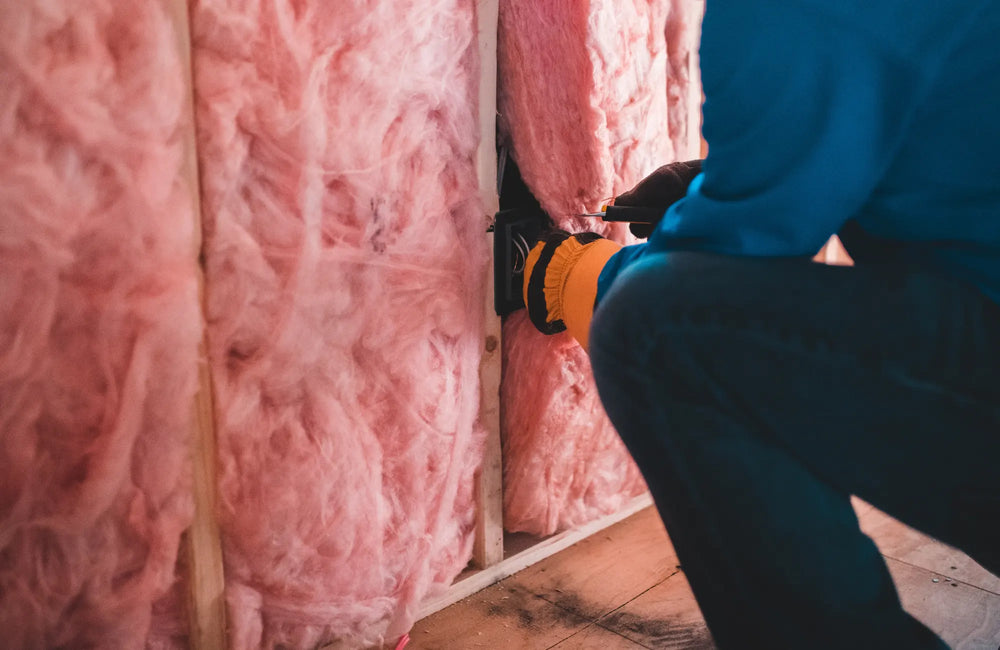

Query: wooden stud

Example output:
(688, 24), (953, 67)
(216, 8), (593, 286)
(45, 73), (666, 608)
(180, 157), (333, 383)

(473, 0), (505, 570)
(185, 348), (228, 650)
(427, 0), (706, 624)
(163, 1), (228, 648)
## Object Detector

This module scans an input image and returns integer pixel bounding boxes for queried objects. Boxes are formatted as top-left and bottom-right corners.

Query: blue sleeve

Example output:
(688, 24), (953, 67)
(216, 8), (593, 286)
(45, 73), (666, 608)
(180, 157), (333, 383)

(598, 0), (943, 300)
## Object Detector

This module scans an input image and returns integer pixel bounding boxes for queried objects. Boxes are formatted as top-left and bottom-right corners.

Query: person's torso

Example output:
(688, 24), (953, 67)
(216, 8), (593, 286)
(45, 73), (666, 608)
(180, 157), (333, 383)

(852, 0), (1000, 302)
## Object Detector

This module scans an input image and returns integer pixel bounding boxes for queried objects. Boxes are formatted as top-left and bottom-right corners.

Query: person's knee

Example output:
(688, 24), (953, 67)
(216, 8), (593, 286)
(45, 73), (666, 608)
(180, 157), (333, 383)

(591, 251), (720, 360)
(591, 254), (662, 368)
(591, 250), (817, 360)
(589, 252), (703, 406)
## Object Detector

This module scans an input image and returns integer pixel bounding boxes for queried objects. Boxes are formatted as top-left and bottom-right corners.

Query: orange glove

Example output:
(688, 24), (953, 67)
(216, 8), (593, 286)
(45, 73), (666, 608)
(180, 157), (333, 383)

(522, 231), (621, 351)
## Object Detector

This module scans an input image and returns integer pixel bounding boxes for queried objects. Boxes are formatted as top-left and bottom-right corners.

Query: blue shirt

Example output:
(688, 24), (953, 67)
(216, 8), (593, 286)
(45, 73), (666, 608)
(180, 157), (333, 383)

(598, 0), (1000, 305)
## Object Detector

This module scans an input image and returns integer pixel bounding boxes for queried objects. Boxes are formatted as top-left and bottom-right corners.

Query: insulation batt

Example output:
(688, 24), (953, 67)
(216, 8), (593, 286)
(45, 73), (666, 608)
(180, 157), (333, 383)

(498, 0), (702, 535)
(0, 2), (201, 648)
(190, 1), (487, 646)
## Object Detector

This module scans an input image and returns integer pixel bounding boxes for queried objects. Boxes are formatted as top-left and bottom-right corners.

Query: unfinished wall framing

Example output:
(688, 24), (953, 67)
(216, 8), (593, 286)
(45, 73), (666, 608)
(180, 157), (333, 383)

(420, 0), (705, 620)
(0, 0), (702, 647)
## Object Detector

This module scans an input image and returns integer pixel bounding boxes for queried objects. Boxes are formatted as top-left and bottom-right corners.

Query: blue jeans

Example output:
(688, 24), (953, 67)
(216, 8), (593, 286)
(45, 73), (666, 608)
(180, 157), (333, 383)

(589, 252), (1000, 649)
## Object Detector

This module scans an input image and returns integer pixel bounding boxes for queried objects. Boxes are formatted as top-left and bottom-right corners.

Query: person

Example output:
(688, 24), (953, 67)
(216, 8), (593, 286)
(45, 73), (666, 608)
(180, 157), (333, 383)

(521, 0), (1000, 647)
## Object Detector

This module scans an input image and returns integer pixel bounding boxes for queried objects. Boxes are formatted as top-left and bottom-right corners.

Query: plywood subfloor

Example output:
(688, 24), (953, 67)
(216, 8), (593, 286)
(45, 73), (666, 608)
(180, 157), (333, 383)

(409, 501), (1000, 649)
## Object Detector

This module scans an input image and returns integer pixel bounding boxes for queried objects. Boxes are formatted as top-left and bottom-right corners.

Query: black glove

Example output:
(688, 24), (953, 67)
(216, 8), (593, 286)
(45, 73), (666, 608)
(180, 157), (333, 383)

(615, 159), (702, 238)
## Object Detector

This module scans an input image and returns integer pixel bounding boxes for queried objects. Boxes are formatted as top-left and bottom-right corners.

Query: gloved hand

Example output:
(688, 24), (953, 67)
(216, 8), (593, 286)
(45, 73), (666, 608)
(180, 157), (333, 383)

(522, 231), (622, 350)
(518, 160), (702, 348)
(615, 159), (703, 238)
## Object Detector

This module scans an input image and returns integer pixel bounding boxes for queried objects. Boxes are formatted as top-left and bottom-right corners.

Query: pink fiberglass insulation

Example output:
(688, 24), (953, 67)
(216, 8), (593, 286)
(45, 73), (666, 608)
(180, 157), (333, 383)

(498, 0), (702, 535)
(0, 2), (201, 648)
(191, 1), (487, 647)
(501, 315), (647, 534)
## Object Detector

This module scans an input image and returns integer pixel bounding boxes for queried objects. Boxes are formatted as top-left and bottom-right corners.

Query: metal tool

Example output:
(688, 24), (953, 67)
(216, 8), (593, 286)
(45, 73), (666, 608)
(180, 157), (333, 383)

(578, 204), (665, 224)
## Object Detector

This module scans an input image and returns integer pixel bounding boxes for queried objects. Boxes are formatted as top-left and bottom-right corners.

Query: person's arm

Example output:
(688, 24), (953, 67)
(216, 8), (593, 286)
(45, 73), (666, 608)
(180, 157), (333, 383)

(526, 0), (963, 347)
(521, 161), (701, 350)
(599, 0), (949, 298)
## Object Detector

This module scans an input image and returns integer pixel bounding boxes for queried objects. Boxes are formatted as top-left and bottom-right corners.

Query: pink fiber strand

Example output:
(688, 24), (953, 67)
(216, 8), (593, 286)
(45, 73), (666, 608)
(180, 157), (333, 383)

(0, 2), (201, 648)
(498, 0), (702, 535)
(501, 316), (647, 535)
(190, 0), (488, 646)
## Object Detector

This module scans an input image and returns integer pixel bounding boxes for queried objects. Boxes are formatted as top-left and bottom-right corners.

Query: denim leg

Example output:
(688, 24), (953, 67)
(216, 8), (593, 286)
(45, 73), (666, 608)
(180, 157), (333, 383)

(589, 252), (1000, 650)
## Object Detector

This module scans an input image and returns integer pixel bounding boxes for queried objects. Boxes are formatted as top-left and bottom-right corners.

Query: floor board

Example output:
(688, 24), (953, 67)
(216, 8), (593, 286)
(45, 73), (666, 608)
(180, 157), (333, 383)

(548, 624), (649, 649)
(597, 570), (715, 649)
(887, 558), (1000, 650)
(409, 504), (1000, 649)
(511, 507), (678, 621)
(858, 503), (1000, 595)
(409, 580), (591, 650)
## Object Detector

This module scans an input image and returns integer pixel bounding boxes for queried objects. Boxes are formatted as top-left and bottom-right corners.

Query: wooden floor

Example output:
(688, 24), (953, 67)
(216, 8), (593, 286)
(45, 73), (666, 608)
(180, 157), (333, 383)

(409, 500), (1000, 649)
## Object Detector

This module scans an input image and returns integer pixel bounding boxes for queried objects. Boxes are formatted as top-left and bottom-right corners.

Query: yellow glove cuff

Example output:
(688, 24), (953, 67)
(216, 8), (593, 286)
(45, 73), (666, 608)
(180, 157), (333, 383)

(523, 234), (620, 350)
(561, 238), (620, 350)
